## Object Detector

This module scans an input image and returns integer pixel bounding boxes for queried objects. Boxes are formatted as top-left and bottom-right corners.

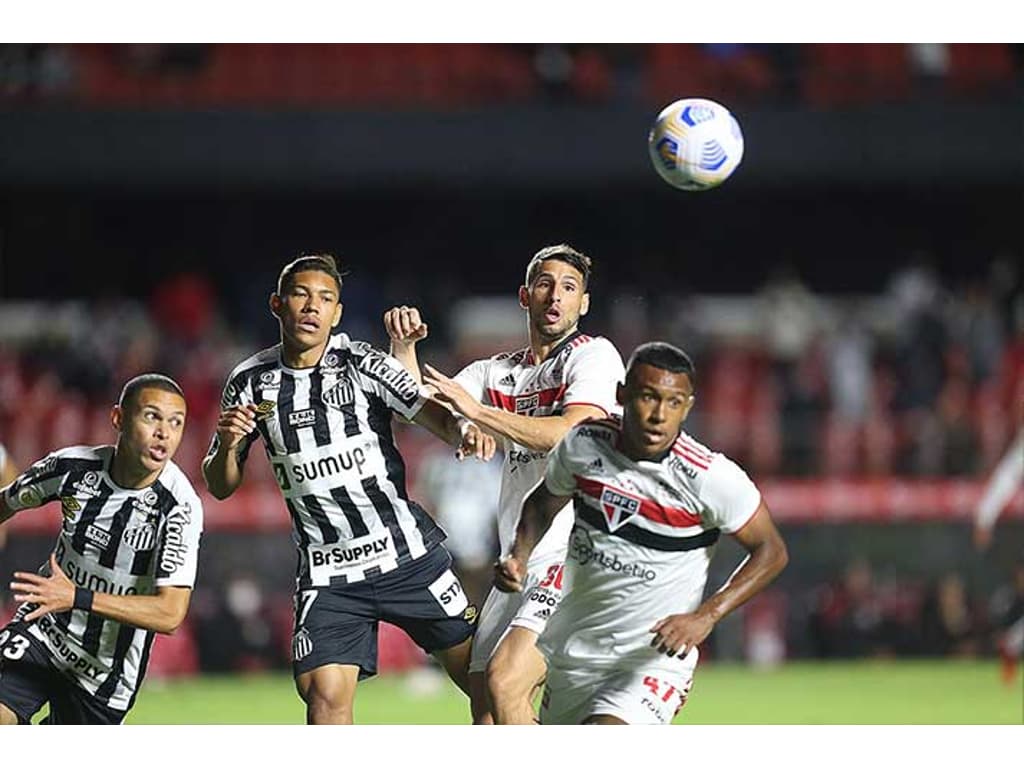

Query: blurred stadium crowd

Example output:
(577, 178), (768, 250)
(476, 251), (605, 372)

(1, 43), (1021, 108)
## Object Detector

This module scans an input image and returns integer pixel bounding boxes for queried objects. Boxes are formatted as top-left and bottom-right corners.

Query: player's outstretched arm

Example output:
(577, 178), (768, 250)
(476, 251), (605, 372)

(202, 403), (259, 499)
(11, 554), (192, 634)
(496, 483), (572, 593)
(423, 364), (603, 452)
(650, 501), (788, 658)
(385, 305), (428, 385)
(412, 400), (496, 462)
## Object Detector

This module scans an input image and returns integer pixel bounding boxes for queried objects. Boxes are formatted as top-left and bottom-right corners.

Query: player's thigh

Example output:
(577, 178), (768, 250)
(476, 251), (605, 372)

(469, 586), (521, 674)
(589, 667), (695, 725)
(291, 583), (380, 682)
(48, 685), (126, 725)
(0, 626), (55, 725)
(295, 663), (361, 710)
(378, 546), (476, 658)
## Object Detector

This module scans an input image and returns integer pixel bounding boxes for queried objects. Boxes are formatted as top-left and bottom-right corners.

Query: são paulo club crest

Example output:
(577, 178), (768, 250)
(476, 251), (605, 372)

(599, 486), (642, 531)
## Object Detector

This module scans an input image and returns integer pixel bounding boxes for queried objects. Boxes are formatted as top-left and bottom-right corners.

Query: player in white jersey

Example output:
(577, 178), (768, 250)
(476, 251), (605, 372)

(0, 374), (203, 724)
(0, 442), (16, 551)
(386, 243), (625, 724)
(496, 342), (788, 724)
(203, 254), (495, 725)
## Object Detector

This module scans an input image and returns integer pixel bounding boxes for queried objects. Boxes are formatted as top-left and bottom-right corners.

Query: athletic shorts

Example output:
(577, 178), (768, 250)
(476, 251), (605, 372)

(469, 552), (566, 674)
(539, 659), (695, 725)
(0, 624), (126, 725)
(291, 544), (477, 679)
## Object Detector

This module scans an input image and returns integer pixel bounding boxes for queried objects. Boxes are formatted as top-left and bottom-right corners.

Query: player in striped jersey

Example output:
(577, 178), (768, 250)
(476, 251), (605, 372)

(0, 374), (203, 725)
(496, 342), (788, 724)
(203, 254), (495, 725)
(387, 243), (625, 724)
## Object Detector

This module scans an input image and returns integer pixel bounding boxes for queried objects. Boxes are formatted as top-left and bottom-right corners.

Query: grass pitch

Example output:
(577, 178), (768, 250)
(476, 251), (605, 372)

(122, 660), (1023, 724)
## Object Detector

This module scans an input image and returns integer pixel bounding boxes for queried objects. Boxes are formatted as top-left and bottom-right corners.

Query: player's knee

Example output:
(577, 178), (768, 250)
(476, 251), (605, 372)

(305, 689), (353, 724)
(486, 656), (530, 703)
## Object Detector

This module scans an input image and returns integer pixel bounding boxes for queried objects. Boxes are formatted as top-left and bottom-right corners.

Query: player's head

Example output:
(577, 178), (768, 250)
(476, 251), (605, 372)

(113, 374), (187, 476)
(519, 243), (591, 343)
(617, 342), (696, 458)
(270, 253), (344, 353)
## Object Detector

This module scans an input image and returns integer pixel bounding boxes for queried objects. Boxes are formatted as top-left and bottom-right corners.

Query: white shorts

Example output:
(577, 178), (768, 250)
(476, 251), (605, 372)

(540, 660), (696, 725)
(468, 553), (567, 674)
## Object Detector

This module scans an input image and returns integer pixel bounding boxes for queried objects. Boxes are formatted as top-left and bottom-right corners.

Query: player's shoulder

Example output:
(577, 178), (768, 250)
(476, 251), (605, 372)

(491, 346), (531, 365)
(331, 332), (375, 360)
(50, 444), (110, 462)
(671, 431), (751, 487)
(562, 334), (624, 365)
(159, 461), (205, 512)
(567, 414), (621, 444)
(227, 344), (281, 381)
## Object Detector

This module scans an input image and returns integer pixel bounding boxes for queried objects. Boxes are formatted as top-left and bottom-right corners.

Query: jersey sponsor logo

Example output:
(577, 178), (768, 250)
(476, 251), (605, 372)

(288, 408), (317, 427)
(258, 370), (281, 389)
(123, 522), (157, 552)
(273, 447), (368, 489)
(321, 352), (343, 373)
(577, 427), (613, 441)
(322, 377), (355, 410)
(159, 503), (192, 575)
(33, 614), (107, 681)
(307, 531), (395, 582)
(358, 350), (419, 402)
(17, 485), (43, 508)
(130, 490), (160, 517)
(586, 457), (604, 471)
(428, 569), (469, 617)
(600, 487), (641, 531)
(669, 455), (699, 479)
(73, 471), (103, 498)
(569, 526), (657, 582)
(60, 551), (140, 596)
(84, 524), (111, 548)
(223, 383), (239, 408)
(507, 448), (546, 473)
(292, 628), (313, 661)
(462, 605), (478, 624)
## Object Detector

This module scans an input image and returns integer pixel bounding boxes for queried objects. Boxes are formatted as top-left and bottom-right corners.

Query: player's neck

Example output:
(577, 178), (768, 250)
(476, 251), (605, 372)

(109, 448), (159, 490)
(528, 325), (578, 364)
(281, 339), (327, 369)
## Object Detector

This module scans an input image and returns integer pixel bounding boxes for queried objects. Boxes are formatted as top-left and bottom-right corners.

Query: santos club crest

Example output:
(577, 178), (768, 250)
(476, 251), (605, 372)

(599, 487), (641, 531)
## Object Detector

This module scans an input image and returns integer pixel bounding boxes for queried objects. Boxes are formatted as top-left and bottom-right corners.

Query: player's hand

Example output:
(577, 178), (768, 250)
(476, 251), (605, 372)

(384, 306), (429, 345)
(494, 554), (527, 593)
(215, 404), (259, 451)
(456, 422), (496, 462)
(649, 612), (715, 658)
(422, 364), (480, 420)
(11, 553), (74, 621)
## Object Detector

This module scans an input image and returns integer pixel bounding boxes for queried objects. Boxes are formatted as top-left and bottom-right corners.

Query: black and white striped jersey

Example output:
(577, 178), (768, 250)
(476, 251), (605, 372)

(2, 445), (203, 711)
(208, 332), (446, 589)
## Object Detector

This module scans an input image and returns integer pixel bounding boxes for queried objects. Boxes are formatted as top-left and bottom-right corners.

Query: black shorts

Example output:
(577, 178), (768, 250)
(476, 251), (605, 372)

(0, 624), (126, 725)
(292, 544), (477, 680)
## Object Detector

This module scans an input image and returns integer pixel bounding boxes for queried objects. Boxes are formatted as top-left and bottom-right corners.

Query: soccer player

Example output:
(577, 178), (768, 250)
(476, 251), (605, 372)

(0, 442), (16, 550)
(386, 243), (625, 724)
(203, 253), (495, 725)
(495, 342), (788, 724)
(0, 374), (203, 725)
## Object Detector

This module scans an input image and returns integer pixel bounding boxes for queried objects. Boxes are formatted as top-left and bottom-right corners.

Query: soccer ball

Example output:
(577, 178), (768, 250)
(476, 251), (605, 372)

(647, 98), (744, 191)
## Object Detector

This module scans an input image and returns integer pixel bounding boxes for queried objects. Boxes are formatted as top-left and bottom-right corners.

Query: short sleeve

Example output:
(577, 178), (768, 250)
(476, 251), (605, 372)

(562, 339), (625, 417)
(4, 451), (67, 512)
(701, 455), (761, 533)
(543, 430), (579, 498)
(155, 495), (204, 588)
(453, 359), (489, 404)
(356, 346), (428, 419)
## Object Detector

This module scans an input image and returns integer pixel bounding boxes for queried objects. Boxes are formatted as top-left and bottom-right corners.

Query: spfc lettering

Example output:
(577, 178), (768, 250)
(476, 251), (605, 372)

(600, 487), (641, 531)
(516, 393), (540, 414)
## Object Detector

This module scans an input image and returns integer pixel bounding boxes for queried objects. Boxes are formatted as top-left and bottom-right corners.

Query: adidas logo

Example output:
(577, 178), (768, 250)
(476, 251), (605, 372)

(498, 373), (516, 387)
(586, 458), (603, 471)
(535, 608), (552, 619)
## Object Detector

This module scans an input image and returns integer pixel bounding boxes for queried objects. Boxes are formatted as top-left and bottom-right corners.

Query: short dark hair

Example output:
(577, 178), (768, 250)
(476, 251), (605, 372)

(118, 374), (186, 413)
(524, 243), (592, 289)
(626, 342), (697, 390)
(277, 253), (344, 296)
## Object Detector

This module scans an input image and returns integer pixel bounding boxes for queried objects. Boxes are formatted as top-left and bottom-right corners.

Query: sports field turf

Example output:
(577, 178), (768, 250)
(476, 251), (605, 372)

(121, 660), (1023, 724)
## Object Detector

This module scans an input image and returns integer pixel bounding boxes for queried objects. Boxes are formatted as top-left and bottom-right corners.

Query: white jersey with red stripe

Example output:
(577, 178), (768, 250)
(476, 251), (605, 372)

(454, 331), (624, 563)
(537, 418), (761, 671)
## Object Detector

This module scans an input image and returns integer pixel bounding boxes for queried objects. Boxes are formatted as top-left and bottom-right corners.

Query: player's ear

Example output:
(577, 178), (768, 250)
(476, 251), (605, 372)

(518, 285), (529, 309)
(580, 292), (590, 317)
(269, 293), (283, 319)
(110, 404), (124, 432)
(616, 382), (625, 406)
(331, 301), (343, 328)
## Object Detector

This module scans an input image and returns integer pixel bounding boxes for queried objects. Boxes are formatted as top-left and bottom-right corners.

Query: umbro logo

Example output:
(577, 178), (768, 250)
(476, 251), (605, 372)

(498, 373), (516, 387)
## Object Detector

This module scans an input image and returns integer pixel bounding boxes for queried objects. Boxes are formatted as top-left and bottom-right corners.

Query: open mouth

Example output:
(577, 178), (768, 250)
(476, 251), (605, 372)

(297, 319), (320, 333)
(642, 429), (665, 444)
(543, 308), (561, 323)
(148, 445), (168, 462)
